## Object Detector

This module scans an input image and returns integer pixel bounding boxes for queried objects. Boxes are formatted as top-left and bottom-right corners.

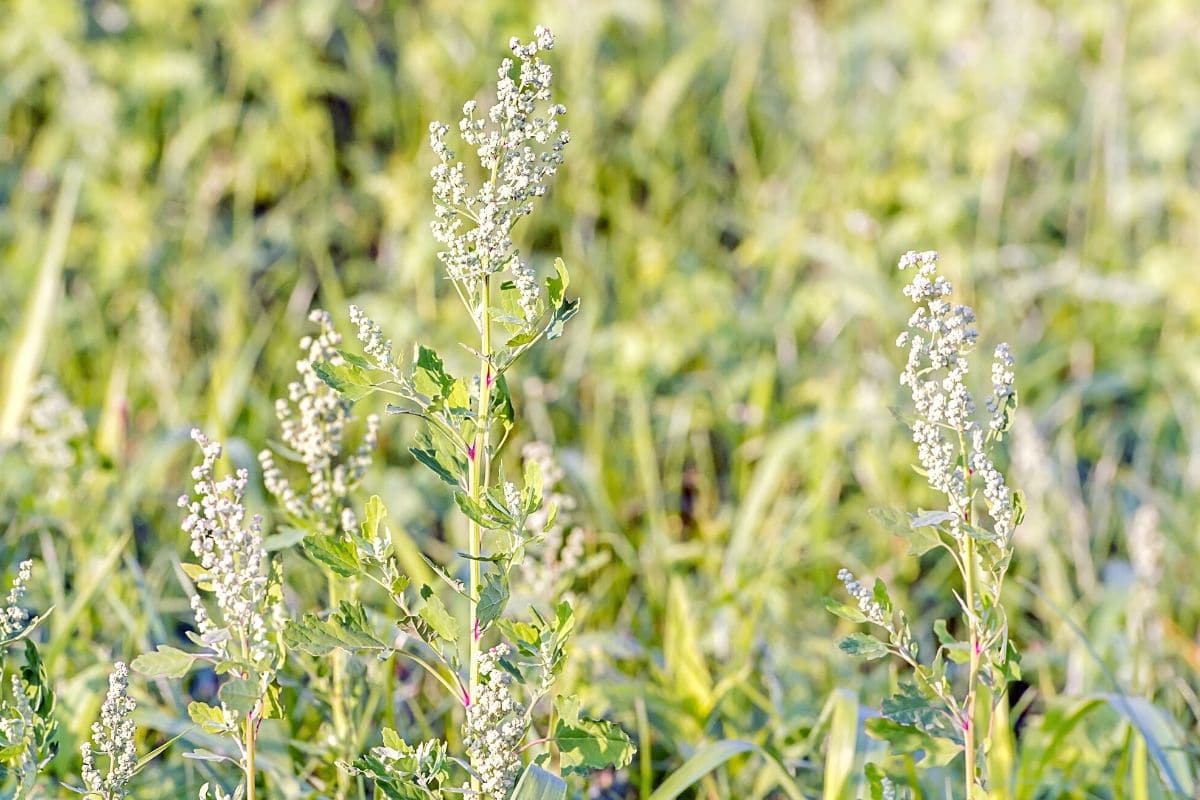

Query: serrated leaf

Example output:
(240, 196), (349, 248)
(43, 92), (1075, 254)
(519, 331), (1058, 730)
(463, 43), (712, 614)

(131, 646), (197, 678)
(838, 633), (889, 660)
(187, 702), (231, 734)
(301, 533), (360, 577)
(283, 602), (388, 656)
(554, 714), (636, 775)
(881, 682), (962, 745)
(413, 345), (454, 399)
(417, 591), (456, 643)
(313, 361), (375, 402)
(477, 571), (509, 629)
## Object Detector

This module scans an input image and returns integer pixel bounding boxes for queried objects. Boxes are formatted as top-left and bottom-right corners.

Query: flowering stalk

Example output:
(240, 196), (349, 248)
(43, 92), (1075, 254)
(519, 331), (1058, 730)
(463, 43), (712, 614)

(133, 430), (283, 800)
(830, 251), (1022, 795)
(260, 309), (379, 797)
(287, 25), (633, 799)
(79, 662), (137, 800)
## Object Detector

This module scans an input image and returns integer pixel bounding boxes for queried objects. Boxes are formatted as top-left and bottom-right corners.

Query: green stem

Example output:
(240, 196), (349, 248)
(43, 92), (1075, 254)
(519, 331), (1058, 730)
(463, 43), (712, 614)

(963, 534), (980, 793)
(467, 275), (494, 791)
(329, 576), (351, 798)
(244, 713), (257, 800)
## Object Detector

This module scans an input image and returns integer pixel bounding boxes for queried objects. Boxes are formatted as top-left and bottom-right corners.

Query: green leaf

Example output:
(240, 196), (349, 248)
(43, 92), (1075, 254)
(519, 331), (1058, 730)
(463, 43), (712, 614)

(822, 689), (858, 800)
(865, 718), (959, 766)
(881, 682), (962, 745)
(131, 645), (197, 679)
(648, 740), (804, 800)
(824, 596), (867, 624)
(313, 360), (375, 402)
(932, 619), (970, 663)
(301, 533), (360, 577)
(511, 764), (567, 800)
(838, 633), (888, 660)
(413, 345), (454, 399)
(547, 258), (569, 306)
(264, 525), (309, 552)
(522, 459), (543, 514)
(554, 709), (636, 775)
(362, 495), (387, 543)
(909, 510), (957, 528)
(283, 602), (388, 656)
(454, 492), (498, 528)
(410, 434), (463, 488)
(545, 297), (579, 340)
(871, 578), (892, 615)
(477, 570), (509, 629)
(491, 373), (515, 428)
(870, 506), (941, 556)
(218, 676), (261, 714)
(187, 702), (232, 734)
(417, 589), (456, 643)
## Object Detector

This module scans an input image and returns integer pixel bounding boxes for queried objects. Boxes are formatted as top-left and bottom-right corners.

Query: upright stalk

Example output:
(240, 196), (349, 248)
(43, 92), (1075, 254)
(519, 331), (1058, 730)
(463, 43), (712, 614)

(244, 714), (257, 800)
(467, 275), (493, 789)
(962, 534), (980, 792)
(329, 577), (351, 798)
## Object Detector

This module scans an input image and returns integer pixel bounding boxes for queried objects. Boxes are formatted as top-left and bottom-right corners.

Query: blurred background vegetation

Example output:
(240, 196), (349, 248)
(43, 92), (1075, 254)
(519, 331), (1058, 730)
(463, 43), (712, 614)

(1, 0), (1198, 796)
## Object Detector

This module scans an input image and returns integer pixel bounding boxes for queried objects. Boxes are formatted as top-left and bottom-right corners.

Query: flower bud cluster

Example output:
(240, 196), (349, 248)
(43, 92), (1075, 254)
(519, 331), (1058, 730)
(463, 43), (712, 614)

(987, 343), (1015, 433)
(2, 560), (32, 637)
(20, 376), (86, 471)
(897, 251), (1019, 548)
(180, 429), (275, 665)
(260, 309), (379, 534)
(0, 674), (33, 750)
(349, 304), (402, 379)
(837, 568), (890, 628)
(462, 644), (525, 800)
(430, 26), (569, 299)
(80, 661), (138, 799)
(518, 442), (585, 599)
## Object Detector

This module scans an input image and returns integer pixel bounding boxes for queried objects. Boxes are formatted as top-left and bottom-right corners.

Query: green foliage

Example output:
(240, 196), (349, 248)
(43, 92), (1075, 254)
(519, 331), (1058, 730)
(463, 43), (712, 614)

(1, 1), (1199, 797)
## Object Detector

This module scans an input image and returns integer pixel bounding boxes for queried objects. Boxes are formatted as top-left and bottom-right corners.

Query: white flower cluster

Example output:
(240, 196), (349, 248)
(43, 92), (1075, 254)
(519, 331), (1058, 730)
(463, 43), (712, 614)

(349, 304), (402, 379)
(0, 674), (33, 750)
(836, 568), (889, 628)
(462, 644), (525, 800)
(80, 661), (138, 799)
(987, 343), (1015, 432)
(259, 309), (379, 534)
(896, 251), (1017, 544)
(180, 429), (275, 665)
(2, 560), (32, 637)
(970, 428), (1016, 542)
(20, 376), (87, 471)
(517, 442), (585, 599)
(429, 25), (569, 315)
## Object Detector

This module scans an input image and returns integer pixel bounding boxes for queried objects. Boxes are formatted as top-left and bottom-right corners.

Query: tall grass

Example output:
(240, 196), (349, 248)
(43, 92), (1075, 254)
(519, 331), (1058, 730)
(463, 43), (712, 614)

(1, 1), (1199, 797)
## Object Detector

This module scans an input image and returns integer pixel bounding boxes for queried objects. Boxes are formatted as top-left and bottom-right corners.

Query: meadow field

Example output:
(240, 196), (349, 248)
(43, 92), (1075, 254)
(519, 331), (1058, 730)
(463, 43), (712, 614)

(1, 1), (1198, 798)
